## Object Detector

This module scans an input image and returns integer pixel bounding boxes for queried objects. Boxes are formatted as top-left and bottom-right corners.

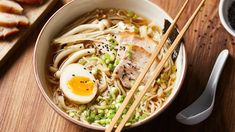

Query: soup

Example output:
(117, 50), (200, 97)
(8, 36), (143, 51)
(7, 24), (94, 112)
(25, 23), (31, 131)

(47, 8), (177, 127)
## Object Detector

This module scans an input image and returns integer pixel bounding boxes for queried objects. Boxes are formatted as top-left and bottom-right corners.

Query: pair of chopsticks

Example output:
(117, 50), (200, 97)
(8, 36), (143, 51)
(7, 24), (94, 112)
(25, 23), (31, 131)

(106, 0), (206, 131)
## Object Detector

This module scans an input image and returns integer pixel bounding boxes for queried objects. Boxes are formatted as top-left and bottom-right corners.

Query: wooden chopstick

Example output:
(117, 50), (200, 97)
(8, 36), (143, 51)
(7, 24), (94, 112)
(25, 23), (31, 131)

(114, 0), (206, 131)
(105, 0), (189, 132)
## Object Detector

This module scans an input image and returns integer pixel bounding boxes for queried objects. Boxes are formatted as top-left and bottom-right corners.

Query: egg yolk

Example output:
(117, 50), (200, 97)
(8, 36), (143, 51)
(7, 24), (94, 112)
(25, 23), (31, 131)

(67, 76), (94, 96)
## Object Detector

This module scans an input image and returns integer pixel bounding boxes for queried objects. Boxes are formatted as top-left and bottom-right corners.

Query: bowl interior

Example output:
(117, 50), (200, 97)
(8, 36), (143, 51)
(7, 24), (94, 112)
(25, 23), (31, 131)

(34, 0), (186, 130)
(219, 0), (235, 36)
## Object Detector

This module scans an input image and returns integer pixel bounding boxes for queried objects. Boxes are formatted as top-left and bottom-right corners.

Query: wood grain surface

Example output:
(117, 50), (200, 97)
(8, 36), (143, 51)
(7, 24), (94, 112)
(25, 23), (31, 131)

(0, 0), (58, 67)
(0, 0), (235, 132)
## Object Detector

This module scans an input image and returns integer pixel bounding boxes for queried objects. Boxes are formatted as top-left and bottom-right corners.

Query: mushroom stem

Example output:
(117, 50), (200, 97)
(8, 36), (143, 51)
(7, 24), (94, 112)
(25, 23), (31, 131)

(53, 44), (84, 68)
(61, 19), (111, 37)
(55, 48), (95, 78)
(53, 22), (126, 44)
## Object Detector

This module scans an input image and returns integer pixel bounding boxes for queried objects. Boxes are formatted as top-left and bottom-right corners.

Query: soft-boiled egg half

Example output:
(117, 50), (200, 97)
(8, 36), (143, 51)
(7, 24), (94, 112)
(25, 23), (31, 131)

(60, 64), (97, 104)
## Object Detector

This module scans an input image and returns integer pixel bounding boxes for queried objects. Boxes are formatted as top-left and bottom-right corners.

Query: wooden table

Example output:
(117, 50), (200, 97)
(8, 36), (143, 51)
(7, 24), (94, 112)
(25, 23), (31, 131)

(0, 0), (235, 131)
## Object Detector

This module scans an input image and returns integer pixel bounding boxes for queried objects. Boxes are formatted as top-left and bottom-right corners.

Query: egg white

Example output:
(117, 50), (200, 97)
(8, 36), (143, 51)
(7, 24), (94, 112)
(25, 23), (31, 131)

(60, 63), (97, 104)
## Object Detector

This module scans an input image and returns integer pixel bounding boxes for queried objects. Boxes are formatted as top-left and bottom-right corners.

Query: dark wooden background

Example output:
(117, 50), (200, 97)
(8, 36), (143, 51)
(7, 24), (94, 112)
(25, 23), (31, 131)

(0, 0), (234, 132)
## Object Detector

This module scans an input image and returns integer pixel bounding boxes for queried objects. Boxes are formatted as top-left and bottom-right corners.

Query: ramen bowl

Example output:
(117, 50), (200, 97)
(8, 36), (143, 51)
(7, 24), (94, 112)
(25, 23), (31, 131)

(33, 0), (187, 130)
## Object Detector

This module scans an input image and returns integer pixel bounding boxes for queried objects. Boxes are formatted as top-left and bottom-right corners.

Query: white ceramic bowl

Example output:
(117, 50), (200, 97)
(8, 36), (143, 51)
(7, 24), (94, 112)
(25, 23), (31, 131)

(33, 0), (187, 130)
(219, 0), (235, 36)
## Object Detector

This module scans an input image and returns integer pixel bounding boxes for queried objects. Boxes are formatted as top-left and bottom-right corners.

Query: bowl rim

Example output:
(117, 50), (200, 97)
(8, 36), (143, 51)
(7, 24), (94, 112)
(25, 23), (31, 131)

(33, 0), (187, 130)
(219, 0), (235, 37)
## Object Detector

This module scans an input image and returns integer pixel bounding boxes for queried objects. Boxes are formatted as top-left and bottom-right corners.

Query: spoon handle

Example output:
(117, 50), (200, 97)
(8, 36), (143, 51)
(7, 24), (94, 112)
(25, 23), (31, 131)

(206, 49), (229, 92)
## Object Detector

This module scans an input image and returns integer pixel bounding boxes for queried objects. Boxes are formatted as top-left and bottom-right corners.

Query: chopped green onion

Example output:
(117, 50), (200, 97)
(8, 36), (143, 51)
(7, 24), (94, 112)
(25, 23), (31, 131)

(110, 104), (116, 109)
(127, 11), (135, 18)
(125, 122), (131, 126)
(126, 44), (133, 59)
(157, 78), (161, 84)
(110, 87), (119, 98)
(78, 58), (86, 65)
(114, 59), (120, 66)
(99, 119), (106, 125)
(79, 105), (86, 110)
(68, 111), (75, 117)
(116, 95), (125, 103)
(106, 35), (113, 40)
(110, 54), (115, 61)
(134, 27), (139, 33)
(172, 65), (177, 72)
(164, 90), (171, 97)
(105, 118), (111, 124)
(133, 14), (138, 19)
(95, 116), (100, 120)
(104, 53), (111, 59)
(108, 64), (114, 71)
(99, 112), (104, 117)
(98, 109), (104, 114)
(105, 59), (111, 64)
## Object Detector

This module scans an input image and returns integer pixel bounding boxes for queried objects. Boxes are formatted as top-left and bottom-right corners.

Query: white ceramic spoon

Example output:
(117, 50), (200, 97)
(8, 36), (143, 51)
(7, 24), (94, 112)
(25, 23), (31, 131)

(176, 49), (229, 125)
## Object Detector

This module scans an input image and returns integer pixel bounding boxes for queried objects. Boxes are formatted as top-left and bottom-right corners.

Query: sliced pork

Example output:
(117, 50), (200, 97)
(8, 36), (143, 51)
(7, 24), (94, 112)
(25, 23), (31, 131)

(113, 45), (158, 88)
(0, 26), (19, 39)
(0, 0), (23, 14)
(115, 32), (158, 60)
(0, 12), (29, 27)
(116, 32), (157, 53)
(15, 0), (43, 4)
